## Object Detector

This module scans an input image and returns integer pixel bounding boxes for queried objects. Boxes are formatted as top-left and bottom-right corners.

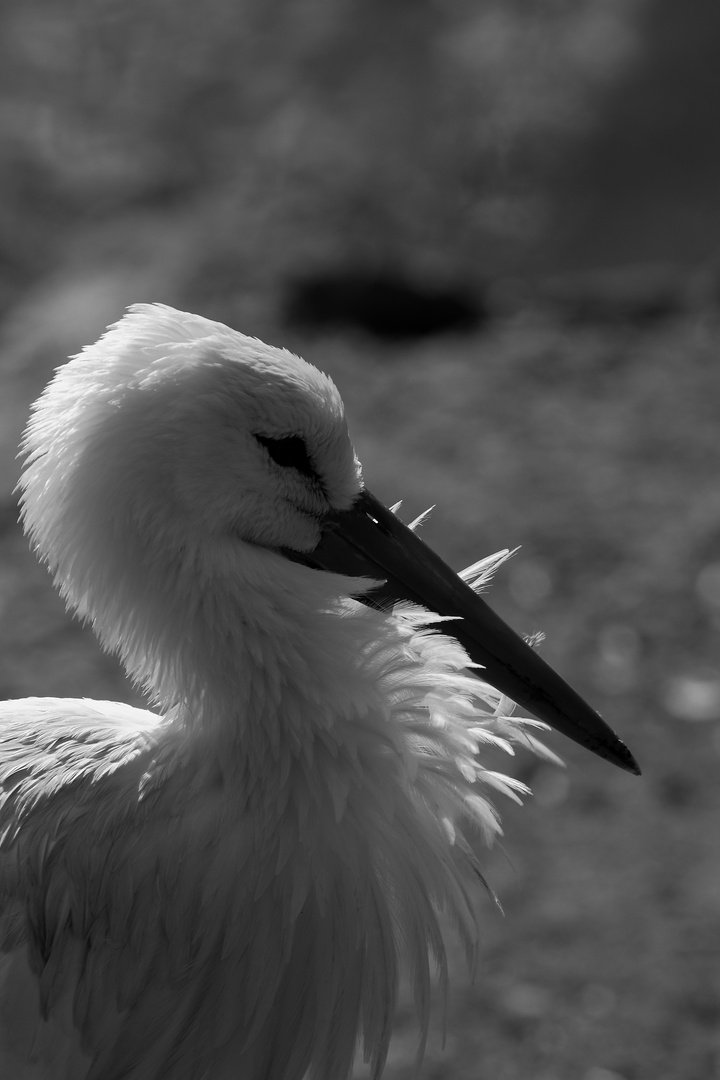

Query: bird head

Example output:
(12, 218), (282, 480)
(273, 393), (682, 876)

(22, 303), (360, 553)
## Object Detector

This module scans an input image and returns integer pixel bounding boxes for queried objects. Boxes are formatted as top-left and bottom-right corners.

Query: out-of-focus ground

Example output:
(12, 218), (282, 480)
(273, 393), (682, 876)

(1, 2), (720, 1078)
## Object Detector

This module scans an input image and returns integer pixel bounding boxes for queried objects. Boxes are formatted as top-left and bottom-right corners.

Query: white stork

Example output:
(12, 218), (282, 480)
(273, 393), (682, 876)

(0, 304), (638, 1079)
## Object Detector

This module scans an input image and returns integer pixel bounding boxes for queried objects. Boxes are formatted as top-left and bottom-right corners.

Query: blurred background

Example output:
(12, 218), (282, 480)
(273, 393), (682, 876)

(1, 1), (719, 1077)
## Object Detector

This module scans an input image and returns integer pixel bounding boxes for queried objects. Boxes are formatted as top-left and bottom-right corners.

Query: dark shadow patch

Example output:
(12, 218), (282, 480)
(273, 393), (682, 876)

(283, 269), (483, 341)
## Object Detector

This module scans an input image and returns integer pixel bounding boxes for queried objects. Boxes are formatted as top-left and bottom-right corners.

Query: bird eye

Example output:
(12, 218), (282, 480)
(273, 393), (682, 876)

(254, 433), (319, 481)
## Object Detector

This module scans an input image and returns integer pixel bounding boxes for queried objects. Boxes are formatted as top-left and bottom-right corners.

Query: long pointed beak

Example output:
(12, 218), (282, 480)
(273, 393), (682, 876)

(292, 489), (640, 775)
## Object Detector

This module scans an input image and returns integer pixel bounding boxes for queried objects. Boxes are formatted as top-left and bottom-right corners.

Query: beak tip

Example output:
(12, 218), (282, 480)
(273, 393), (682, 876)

(595, 734), (641, 776)
(619, 743), (642, 776)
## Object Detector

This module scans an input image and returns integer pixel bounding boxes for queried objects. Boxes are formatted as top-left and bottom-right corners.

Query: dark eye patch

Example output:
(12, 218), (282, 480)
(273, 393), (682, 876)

(255, 433), (320, 482)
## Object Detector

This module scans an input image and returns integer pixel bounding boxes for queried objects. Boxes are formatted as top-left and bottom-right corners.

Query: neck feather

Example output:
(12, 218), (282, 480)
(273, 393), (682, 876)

(86, 539), (382, 757)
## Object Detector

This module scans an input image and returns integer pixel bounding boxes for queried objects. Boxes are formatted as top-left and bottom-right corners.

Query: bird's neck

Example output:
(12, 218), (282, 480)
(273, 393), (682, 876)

(119, 543), (382, 765)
